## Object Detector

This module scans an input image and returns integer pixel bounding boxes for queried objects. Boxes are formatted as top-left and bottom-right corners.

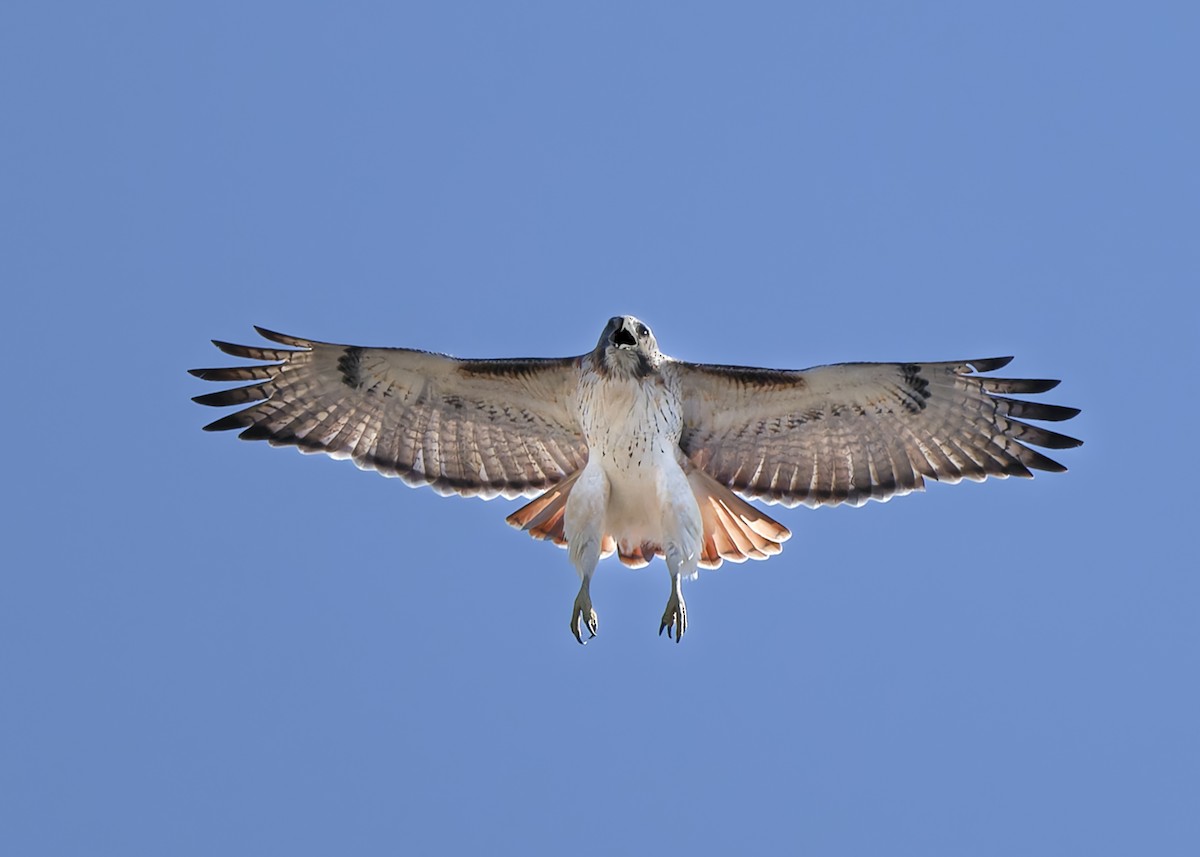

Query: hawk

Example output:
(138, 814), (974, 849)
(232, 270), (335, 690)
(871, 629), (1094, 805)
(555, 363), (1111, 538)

(191, 316), (1081, 643)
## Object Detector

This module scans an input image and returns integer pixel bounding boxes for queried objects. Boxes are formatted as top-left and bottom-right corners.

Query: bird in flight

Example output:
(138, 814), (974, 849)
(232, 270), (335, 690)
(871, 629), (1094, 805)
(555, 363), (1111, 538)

(191, 316), (1081, 643)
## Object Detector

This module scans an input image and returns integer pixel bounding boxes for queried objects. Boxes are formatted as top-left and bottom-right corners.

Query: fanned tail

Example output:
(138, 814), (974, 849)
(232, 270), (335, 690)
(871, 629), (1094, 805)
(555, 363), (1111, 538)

(687, 468), (791, 568)
(505, 467), (791, 570)
(504, 470), (583, 545)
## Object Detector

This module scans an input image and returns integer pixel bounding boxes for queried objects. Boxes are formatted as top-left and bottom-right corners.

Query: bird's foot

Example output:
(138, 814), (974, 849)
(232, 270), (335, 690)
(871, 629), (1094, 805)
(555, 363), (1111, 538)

(658, 581), (687, 643)
(570, 587), (598, 645)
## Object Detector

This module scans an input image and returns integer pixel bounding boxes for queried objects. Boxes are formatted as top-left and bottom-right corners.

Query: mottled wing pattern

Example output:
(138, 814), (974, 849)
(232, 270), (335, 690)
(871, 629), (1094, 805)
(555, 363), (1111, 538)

(191, 328), (589, 498)
(672, 357), (1081, 508)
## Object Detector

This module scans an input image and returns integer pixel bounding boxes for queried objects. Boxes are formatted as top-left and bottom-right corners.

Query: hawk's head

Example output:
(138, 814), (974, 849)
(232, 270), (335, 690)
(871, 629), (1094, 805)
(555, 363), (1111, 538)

(595, 315), (662, 378)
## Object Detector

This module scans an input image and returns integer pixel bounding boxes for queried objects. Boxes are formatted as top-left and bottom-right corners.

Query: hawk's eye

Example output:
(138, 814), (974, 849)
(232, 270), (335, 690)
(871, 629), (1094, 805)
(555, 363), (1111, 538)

(637, 324), (649, 337)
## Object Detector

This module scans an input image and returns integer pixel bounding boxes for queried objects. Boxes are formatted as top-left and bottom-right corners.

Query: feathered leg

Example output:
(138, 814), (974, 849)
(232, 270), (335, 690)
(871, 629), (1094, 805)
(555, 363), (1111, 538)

(658, 462), (704, 643)
(563, 462), (609, 644)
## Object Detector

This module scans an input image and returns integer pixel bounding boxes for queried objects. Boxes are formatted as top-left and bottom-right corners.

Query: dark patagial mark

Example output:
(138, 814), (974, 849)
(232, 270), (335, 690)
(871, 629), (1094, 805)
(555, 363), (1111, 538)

(457, 357), (579, 379)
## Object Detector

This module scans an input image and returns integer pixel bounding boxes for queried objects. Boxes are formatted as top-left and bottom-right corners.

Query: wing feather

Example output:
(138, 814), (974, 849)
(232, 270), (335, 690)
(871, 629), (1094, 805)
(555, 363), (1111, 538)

(672, 358), (1081, 508)
(191, 329), (588, 499)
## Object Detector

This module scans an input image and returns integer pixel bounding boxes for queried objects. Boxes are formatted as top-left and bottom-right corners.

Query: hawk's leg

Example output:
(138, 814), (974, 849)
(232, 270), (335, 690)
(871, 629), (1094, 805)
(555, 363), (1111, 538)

(657, 470), (700, 643)
(563, 462), (609, 645)
(659, 539), (697, 643)
(658, 573), (687, 642)
(571, 575), (598, 644)
(657, 475), (702, 643)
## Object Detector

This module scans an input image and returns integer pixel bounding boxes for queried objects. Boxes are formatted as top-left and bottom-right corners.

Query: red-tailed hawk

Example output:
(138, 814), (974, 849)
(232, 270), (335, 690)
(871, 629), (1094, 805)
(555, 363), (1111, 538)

(191, 316), (1081, 643)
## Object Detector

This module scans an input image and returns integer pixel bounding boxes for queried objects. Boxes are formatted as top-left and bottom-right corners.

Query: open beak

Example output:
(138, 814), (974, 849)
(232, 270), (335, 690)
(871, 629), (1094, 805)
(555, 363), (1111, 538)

(611, 326), (637, 348)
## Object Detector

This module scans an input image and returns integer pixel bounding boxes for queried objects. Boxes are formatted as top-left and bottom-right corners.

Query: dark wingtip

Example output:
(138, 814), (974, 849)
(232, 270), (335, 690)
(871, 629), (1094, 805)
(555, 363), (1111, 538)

(1055, 431), (1084, 449)
(254, 326), (310, 347)
(237, 424), (275, 441)
(193, 390), (237, 407)
(968, 356), (1014, 372)
(1002, 399), (1082, 422)
(202, 414), (250, 432)
(1023, 448), (1070, 473)
(191, 385), (269, 408)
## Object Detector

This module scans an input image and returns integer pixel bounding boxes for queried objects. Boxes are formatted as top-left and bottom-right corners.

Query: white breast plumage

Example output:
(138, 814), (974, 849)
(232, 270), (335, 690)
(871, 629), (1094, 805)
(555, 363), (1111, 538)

(576, 365), (683, 474)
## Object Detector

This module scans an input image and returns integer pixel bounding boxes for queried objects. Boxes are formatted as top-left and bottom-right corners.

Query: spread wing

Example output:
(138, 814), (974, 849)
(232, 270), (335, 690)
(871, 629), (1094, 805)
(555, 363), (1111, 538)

(190, 327), (588, 499)
(671, 357), (1081, 508)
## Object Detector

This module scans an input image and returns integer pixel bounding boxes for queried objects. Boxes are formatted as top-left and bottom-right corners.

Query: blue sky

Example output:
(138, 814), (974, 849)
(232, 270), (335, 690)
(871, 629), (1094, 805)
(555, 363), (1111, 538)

(2, 2), (1197, 855)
